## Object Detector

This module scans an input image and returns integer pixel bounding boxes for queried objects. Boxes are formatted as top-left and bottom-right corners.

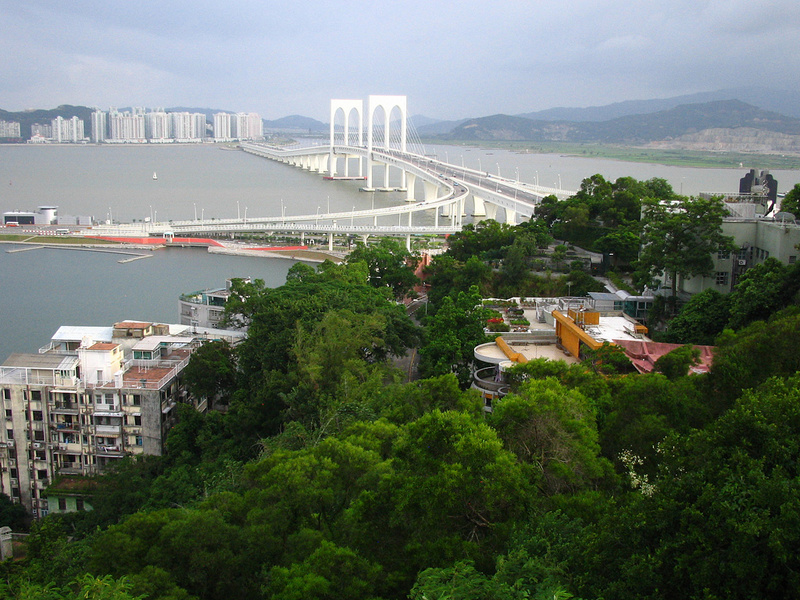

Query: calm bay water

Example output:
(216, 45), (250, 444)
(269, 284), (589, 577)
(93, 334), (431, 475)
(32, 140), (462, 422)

(1, 143), (798, 360)
(0, 245), (296, 357)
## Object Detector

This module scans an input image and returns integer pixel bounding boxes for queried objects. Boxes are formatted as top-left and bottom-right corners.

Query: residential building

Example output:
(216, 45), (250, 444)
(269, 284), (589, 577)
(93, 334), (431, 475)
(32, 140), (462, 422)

(0, 321), (205, 518)
(108, 110), (146, 142)
(232, 112), (262, 140)
(676, 215), (800, 294)
(145, 111), (172, 142)
(0, 121), (21, 138)
(214, 112), (233, 141)
(179, 279), (249, 329)
(51, 116), (85, 143)
(91, 111), (107, 143)
(170, 112), (206, 142)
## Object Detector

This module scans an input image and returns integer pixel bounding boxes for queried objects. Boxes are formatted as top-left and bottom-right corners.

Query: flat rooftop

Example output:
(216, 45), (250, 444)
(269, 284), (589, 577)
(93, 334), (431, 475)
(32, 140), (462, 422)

(475, 340), (579, 365)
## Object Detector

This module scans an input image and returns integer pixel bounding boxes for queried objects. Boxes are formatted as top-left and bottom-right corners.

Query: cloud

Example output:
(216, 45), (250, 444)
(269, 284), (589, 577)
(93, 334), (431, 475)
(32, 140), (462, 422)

(1, 0), (799, 119)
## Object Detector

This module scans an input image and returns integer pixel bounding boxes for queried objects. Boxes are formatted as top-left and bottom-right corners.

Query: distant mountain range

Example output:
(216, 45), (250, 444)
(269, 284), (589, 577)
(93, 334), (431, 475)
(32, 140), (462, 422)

(436, 100), (800, 146)
(262, 115), (327, 133)
(514, 87), (800, 122)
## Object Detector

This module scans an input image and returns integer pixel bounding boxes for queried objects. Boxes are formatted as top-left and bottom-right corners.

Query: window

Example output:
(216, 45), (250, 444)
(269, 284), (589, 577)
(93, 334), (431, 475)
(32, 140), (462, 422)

(6, 429), (13, 439)
(37, 469), (47, 480)
(134, 415), (141, 426)
(58, 498), (67, 511)
(10, 468), (17, 479)
(4, 409), (11, 418)
(2, 389), (9, 400)
(35, 450), (46, 460)
(131, 395), (141, 406)
(76, 498), (84, 511)
(30, 390), (41, 401)
(790, 256), (797, 264)
(717, 250), (730, 260)
(32, 410), (43, 421)
(135, 435), (143, 446)
(715, 272), (729, 286)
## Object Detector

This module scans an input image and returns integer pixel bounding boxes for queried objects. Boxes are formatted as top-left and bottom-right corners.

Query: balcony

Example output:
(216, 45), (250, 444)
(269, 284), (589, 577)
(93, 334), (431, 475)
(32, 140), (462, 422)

(96, 445), (125, 456)
(50, 403), (80, 414)
(53, 442), (82, 454)
(57, 466), (85, 476)
(95, 424), (121, 435)
(472, 366), (511, 397)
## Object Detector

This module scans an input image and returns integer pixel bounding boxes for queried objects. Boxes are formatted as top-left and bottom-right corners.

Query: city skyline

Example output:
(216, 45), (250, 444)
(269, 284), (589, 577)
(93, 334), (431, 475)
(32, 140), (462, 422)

(2, 1), (799, 122)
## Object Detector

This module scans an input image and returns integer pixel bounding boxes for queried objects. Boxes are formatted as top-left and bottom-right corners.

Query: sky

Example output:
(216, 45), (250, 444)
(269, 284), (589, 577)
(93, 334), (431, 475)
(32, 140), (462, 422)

(1, 0), (799, 122)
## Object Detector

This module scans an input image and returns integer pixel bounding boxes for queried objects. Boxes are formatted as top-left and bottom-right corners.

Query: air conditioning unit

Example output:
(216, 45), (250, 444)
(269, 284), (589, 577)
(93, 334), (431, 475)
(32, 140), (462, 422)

(33, 442), (42, 449)
(5, 442), (13, 448)
(738, 260), (747, 266)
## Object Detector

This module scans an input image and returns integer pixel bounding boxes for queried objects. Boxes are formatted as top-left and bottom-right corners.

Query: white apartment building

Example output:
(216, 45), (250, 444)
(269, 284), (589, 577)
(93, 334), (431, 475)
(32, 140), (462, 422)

(51, 116), (86, 143)
(0, 321), (205, 518)
(0, 121), (21, 138)
(233, 112), (262, 140)
(108, 110), (146, 142)
(171, 112), (206, 142)
(145, 111), (172, 142)
(214, 112), (233, 141)
(91, 111), (107, 143)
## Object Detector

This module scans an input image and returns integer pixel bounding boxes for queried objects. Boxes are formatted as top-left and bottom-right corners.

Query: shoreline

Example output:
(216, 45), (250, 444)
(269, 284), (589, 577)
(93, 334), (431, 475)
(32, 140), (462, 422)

(1, 239), (345, 263)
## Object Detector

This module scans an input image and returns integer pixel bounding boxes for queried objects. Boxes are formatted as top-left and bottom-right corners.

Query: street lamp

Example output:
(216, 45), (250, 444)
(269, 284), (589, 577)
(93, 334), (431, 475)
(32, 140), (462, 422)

(515, 167), (519, 182)
(316, 206), (320, 227)
(193, 202), (197, 221)
(558, 174), (562, 190)
(351, 205), (355, 226)
(496, 163), (501, 177)
(237, 200), (240, 220)
(478, 158), (482, 173)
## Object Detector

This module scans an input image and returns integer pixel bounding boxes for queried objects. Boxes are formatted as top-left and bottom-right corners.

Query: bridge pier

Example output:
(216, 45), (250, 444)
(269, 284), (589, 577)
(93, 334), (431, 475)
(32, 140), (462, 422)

(472, 195), (486, 216)
(405, 173), (417, 202)
(328, 232), (334, 251)
(362, 234), (369, 245)
(423, 180), (439, 202)
(505, 208), (517, 226)
(406, 234), (411, 251)
(380, 163), (391, 191)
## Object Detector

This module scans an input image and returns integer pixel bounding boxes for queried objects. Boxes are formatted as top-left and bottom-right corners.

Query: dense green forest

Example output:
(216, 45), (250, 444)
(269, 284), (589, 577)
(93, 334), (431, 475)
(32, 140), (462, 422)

(3, 177), (800, 599)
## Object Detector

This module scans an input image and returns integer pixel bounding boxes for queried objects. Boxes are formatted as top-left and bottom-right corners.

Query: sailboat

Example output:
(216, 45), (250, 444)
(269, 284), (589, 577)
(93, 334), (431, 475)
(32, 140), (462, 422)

(152, 171), (158, 181)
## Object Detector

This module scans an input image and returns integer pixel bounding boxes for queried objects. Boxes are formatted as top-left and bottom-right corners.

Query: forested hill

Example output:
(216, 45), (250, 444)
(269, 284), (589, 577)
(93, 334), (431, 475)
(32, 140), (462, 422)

(440, 100), (800, 144)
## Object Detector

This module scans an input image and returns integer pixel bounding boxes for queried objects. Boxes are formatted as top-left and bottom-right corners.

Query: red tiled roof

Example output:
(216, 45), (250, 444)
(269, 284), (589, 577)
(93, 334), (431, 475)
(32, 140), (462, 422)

(87, 342), (119, 351)
(612, 340), (715, 374)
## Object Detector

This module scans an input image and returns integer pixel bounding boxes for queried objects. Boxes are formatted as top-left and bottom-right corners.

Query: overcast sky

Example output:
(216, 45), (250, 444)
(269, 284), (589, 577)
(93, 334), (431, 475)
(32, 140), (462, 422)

(1, 0), (799, 121)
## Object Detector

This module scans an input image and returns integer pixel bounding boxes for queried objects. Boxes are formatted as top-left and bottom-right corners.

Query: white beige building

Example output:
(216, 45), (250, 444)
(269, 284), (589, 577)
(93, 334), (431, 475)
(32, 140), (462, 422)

(0, 321), (206, 518)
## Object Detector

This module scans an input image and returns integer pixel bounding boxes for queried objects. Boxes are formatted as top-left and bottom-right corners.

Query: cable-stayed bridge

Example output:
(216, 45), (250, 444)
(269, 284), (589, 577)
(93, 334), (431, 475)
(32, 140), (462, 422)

(90, 96), (575, 249)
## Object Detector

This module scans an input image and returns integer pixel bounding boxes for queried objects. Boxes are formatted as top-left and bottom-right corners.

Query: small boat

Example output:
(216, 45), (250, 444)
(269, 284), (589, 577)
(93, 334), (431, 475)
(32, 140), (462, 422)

(152, 172), (158, 180)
